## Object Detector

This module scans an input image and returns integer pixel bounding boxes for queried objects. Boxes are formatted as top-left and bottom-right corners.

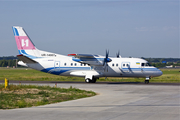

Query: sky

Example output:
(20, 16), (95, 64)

(0, 0), (179, 58)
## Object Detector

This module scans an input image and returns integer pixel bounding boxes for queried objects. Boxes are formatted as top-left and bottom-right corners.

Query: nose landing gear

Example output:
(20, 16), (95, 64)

(145, 80), (149, 84)
(144, 77), (150, 84)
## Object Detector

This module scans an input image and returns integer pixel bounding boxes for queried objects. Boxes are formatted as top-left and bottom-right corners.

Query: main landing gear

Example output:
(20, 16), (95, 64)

(85, 77), (97, 83)
(144, 77), (150, 84)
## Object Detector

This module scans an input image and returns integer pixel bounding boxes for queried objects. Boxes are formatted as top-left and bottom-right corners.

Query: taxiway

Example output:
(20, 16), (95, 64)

(0, 83), (179, 120)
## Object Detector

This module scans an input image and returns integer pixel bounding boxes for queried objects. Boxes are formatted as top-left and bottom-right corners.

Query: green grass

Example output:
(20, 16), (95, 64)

(0, 67), (179, 83)
(0, 84), (96, 109)
(0, 68), (84, 81)
(151, 69), (180, 83)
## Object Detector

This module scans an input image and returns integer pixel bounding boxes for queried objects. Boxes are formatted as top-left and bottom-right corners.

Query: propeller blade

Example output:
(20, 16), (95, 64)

(103, 50), (111, 72)
(103, 62), (106, 72)
(106, 63), (108, 72)
(116, 50), (120, 58)
(103, 62), (108, 72)
(103, 50), (108, 66)
(106, 50), (109, 59)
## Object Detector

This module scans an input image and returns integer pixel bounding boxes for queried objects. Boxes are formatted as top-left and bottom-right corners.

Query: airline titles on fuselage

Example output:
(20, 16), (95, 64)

(41, 54), (56, 57)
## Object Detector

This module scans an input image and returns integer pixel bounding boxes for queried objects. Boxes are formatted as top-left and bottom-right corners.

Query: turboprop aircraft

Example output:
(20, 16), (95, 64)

(12, 26), (162, 84)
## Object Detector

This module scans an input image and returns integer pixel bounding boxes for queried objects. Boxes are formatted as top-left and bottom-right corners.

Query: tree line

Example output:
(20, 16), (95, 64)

(151, 62), (180, 68)
(143, 58), (180, 63)
(0, 59), (17, 67)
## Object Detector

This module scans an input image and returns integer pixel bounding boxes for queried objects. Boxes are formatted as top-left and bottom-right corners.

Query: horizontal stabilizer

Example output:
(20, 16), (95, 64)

(17, 54), (37, 63)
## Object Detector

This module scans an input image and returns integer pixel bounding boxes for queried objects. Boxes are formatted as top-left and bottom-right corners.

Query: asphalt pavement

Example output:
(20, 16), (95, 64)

(0, 82), (179, 120)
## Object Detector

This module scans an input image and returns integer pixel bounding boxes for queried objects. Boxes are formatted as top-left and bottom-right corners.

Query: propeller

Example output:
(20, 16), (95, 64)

(103, 50), (112, 72)
(116, 50), (121, 58)
(116, 50), (120, 58)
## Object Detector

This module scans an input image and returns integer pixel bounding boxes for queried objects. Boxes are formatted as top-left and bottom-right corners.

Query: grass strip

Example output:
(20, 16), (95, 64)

(0, 68), (179, 83)
(0, 84), (96, 109)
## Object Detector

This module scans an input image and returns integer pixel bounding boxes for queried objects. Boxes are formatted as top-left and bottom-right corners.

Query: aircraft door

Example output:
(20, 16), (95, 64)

(141, 63), (145, 73)
(121, 62), (130, 73)
(54, 61), (60, 71)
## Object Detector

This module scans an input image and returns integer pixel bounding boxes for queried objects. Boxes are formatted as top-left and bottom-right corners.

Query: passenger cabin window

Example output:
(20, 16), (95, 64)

(141, 63), (145, 66)
(112, 64), (114, 67)
(123, 64), (125, 67)
(64, 63), (66, 66)
(75, 63), (77, 66)
(116, 64), (118, 67)
(71, 63), (73, 66)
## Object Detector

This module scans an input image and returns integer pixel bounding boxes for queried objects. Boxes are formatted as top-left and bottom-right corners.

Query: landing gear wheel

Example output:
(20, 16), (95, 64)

(145, 80), (149, 84)
(85, 78), (90, 83)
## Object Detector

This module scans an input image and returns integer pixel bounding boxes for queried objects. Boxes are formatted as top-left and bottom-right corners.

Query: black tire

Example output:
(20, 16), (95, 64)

(91, 78), (97, 83)
(145, 80), (149, 84)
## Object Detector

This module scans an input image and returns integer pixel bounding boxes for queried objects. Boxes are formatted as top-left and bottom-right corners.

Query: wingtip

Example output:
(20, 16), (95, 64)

(17, 54), (23, 57)
(68, 54), (77, 56)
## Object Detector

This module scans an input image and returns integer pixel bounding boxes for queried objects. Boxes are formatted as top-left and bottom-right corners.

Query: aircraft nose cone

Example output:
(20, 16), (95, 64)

(158, 69), (163, 76)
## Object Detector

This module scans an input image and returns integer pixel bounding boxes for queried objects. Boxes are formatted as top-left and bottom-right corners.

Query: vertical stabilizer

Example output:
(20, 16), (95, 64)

(12, 26), (36, 51)
(12, 26), (63, 59)
(12, 26), (39, 59)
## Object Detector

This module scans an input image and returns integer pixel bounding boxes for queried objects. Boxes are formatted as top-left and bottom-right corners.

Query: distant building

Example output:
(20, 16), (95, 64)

(175, 66), (180, 68)
(166, 65), (173, 68)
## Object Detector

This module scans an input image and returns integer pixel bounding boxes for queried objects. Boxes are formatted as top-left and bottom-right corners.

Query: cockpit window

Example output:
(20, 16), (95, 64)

(146, 63), (152, 66)
(142, 63), (152, 67)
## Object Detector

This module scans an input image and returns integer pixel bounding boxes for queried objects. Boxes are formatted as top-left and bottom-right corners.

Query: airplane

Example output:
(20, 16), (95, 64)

(12, 26), (163, 84)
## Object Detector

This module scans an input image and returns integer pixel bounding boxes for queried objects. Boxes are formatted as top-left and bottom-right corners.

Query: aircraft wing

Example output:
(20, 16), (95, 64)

(17, 54), (37, 63)
(68, 54), (104, 66)
(68, 54), (95, 58)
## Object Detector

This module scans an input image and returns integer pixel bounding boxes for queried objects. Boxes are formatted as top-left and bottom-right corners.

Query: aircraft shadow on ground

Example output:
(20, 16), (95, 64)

(49, 81), (142, 84)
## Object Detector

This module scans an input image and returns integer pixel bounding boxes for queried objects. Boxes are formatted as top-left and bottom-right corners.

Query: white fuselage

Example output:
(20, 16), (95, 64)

(13, 26), (162, 83)
(20, 55), (162, 79)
